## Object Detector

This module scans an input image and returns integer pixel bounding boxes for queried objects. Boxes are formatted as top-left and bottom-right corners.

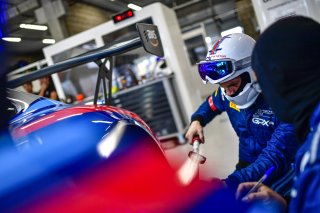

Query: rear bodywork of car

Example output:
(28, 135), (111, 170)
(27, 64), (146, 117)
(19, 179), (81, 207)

(8, 89), (159, 150)
(3, 89), (179, 212)
(1, 24), (222, 212)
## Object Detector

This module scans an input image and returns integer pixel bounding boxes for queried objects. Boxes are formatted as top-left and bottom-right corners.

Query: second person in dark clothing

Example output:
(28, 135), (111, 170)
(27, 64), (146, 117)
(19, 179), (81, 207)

(38, 76), (58, 100)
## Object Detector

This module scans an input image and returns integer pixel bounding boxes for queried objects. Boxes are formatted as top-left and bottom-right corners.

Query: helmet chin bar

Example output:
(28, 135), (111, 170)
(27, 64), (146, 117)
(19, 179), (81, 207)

(223, 85), (260, 109)
(221, 70), (261, 109)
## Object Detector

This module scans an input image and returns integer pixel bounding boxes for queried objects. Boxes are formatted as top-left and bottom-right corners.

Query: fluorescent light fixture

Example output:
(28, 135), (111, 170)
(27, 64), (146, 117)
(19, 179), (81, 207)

(221, 26), (244, 37)
(205, 36), (212, 43)
(42, 39), (55, 44)
(2, 37), (21, 42)
(128, 3), (141, 11)
(20, 23), (48, 31)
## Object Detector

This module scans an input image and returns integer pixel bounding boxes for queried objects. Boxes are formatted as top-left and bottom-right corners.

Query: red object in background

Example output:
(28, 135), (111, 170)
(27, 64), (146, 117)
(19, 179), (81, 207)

(112, 9), (134, 24)
(76, 93), (84, 102)
(127, 10), (133, 17)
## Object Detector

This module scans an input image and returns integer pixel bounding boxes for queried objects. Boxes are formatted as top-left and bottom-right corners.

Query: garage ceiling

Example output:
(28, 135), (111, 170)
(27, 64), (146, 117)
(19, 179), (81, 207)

(4, 0), (240, 55)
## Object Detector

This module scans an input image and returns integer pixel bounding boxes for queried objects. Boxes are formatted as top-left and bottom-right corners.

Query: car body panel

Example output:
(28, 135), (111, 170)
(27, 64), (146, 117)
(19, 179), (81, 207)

(2, 89), (180, 212)
(7, 89), (160, 150)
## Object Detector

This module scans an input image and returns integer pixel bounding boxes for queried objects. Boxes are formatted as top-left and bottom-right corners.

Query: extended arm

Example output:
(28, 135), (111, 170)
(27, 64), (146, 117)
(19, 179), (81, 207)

(225, 122), (300, 190)
(185, 89), (225, 143)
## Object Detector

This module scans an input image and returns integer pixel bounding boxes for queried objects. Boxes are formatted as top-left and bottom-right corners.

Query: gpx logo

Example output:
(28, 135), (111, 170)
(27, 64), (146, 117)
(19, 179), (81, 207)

(252, 117), (269, 126)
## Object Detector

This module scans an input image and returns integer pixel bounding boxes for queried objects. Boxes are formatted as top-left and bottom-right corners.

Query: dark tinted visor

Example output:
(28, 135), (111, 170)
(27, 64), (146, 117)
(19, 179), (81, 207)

(198, 60), (234, 81)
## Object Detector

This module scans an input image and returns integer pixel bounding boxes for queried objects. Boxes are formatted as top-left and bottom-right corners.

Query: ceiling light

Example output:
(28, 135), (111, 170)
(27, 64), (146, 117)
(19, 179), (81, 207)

(205, 37), (212, 43)
(20, 23), (48, 31)
(2, 37), (21, 42)
(128, 3), (141, 11)
(42, 39), (55, 44)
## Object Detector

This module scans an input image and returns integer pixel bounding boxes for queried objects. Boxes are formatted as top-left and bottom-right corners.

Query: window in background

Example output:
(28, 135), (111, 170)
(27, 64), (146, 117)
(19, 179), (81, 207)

(184, 35), (207, 65)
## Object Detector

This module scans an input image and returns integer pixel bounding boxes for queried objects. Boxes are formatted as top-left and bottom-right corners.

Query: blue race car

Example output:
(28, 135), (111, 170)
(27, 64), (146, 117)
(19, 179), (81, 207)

(1, 24), (220, 212)
(3, 88), (178, 212)
(0, 24), (237, 213)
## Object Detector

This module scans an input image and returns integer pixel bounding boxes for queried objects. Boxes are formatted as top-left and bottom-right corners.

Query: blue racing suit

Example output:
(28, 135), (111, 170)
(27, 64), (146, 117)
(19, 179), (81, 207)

(191, 88), (300, 192)
(290, 103), (320, 212)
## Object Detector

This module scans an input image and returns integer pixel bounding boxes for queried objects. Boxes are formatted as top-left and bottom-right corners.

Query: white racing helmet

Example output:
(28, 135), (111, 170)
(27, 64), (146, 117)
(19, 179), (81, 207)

(197, 33), (261, 109)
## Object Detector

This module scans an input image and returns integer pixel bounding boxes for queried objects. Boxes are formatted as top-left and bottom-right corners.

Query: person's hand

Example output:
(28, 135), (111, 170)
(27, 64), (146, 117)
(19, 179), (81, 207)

(185, 121), (204, 144)
(236, 182), (287, 208)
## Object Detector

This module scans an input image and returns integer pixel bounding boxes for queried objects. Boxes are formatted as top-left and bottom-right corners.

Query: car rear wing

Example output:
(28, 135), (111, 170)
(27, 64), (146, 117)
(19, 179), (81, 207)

(7, 23), (164, 105)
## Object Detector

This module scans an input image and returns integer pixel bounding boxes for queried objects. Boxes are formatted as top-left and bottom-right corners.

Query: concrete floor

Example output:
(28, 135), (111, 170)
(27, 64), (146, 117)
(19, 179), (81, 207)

(163, 112), (239, 181)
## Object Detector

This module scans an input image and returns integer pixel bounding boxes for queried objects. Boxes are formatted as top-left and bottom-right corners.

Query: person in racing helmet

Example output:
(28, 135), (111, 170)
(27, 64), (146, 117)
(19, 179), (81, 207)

(185, 33), (300, 196)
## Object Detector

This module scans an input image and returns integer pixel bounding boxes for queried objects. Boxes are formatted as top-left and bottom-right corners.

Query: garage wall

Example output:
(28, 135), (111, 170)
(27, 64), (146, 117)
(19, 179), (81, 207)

(66, 2), (112, 36)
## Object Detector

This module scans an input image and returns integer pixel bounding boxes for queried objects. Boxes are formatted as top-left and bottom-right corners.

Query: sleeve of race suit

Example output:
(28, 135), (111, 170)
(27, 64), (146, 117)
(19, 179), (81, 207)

(289, 123), (320, 212)
(225, 121), (300, 192)
(191, 88), (225, 126)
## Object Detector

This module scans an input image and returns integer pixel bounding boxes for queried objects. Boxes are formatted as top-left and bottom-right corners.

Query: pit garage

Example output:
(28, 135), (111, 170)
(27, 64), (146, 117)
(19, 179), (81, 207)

(1, 0), (319, 212)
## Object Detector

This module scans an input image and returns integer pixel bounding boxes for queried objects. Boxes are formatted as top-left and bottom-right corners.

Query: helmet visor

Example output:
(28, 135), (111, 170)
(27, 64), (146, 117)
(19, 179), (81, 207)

(197, 60), (234, 82)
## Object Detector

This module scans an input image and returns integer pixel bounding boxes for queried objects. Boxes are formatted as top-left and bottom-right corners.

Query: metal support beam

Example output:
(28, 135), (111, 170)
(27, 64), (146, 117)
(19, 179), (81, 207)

(94, 57), (113, 105)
